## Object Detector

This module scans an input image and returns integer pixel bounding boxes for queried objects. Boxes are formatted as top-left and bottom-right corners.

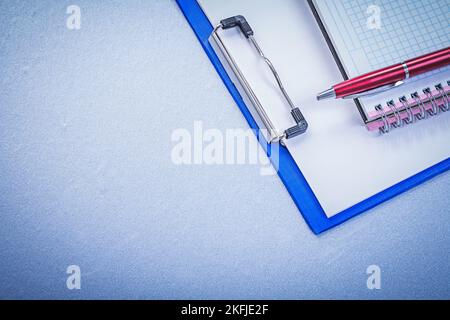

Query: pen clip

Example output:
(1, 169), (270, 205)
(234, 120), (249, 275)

(343, 80), (404, 99)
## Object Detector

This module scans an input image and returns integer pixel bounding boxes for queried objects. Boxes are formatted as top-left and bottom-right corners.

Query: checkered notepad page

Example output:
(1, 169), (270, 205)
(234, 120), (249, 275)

(315, 0), (449, 74)
(313, 0), (450, 113)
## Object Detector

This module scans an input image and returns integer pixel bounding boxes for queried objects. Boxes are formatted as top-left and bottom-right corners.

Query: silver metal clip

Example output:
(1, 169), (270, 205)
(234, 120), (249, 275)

(211, 16), (308, 144)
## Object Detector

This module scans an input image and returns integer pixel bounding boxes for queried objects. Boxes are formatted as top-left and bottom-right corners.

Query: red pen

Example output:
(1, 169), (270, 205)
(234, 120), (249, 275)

(317, 46), (450, 100)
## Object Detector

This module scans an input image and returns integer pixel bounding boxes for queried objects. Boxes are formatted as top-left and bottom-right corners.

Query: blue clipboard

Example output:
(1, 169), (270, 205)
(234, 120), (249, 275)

(176, 0), (450, 234)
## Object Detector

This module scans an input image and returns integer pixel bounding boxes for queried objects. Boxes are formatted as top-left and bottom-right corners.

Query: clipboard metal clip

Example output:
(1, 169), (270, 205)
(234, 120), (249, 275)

(211, 15), (308, 144)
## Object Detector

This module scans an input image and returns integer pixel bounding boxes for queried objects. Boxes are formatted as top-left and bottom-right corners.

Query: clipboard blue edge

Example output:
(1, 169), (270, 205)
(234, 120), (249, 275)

(176, 0), (450, 234)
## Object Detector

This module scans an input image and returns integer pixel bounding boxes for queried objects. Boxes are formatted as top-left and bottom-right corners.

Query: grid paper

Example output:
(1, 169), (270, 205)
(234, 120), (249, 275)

(314, 0), (450, 114)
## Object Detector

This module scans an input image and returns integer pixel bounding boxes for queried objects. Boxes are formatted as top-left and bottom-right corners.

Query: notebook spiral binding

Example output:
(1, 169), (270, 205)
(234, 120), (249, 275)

(369, 80), (450, 133)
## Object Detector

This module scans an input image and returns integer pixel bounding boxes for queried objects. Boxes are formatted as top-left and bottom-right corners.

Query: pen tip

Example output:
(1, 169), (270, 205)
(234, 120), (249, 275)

(317, 88), (336, 101)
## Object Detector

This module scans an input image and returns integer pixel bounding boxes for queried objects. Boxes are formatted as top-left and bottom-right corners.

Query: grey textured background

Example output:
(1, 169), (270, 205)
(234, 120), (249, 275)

(0, 0), (449, 299)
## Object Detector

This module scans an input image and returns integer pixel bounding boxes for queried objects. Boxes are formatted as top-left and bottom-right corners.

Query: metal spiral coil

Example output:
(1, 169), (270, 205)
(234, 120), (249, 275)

(375, 81), (449, 134)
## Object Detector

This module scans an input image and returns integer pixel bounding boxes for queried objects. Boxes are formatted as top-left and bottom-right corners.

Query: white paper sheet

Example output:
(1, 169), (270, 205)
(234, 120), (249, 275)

(199, 0), (450, 217)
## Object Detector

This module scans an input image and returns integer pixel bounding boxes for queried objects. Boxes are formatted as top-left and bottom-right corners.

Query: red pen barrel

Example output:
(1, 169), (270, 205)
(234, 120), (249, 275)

(332, 46), (450, 99)
(334, 64), (405, 98)
(406, 46), (450, 77)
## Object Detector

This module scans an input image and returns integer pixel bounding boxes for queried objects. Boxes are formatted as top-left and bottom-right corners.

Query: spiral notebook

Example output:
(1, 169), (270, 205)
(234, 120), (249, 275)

(310, 0), (450, 132)
(178, 0), (450, 233)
